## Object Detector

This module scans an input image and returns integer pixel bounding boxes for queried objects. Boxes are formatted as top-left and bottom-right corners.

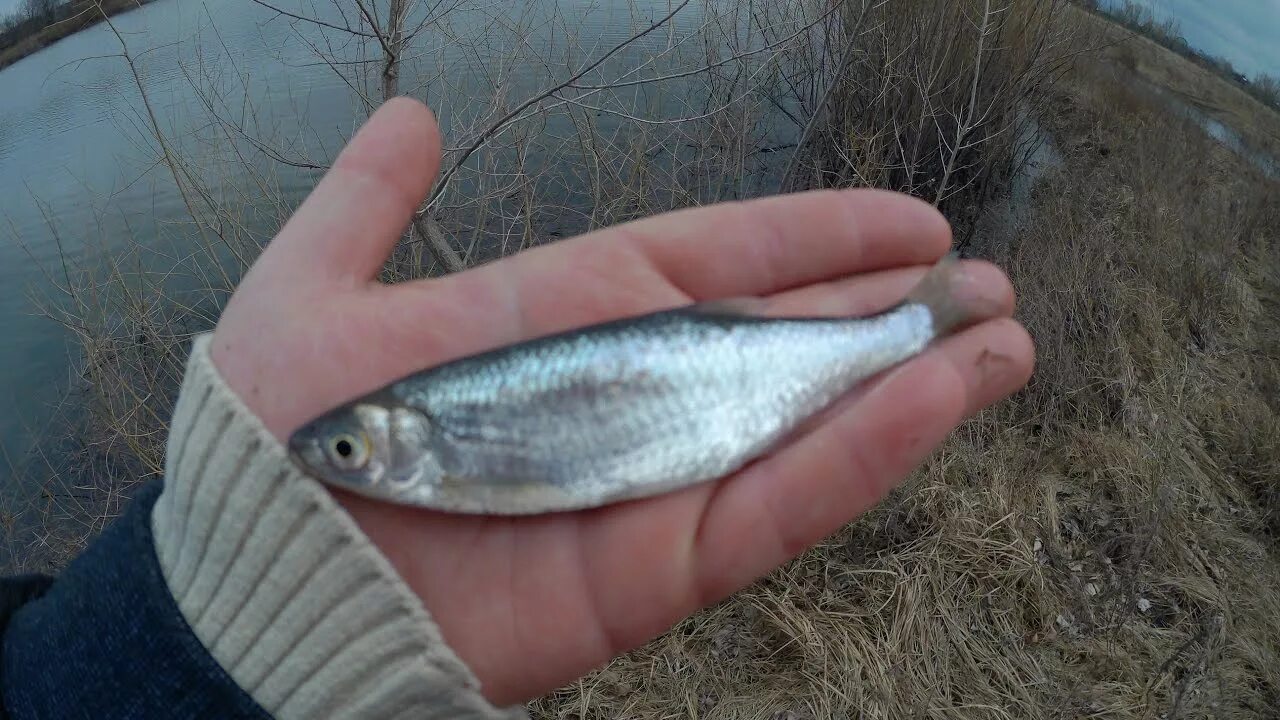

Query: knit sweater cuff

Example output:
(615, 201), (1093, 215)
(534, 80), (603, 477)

(150, 333), (526, 720)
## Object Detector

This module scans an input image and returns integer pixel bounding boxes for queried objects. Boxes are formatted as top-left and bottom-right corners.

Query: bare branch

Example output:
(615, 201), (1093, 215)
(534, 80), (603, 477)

(780, 0), (869, 193)
(427, 0), (695, 208)
(409, 216), (465, 273)
(353, 0), (395, 60)
(569, 1), (838, 92)
(247, 0), (378, 37)
(934, 0), (993, 207)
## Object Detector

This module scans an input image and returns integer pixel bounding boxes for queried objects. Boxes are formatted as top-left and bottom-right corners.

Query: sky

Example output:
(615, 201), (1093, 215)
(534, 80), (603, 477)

(1, 0), (1277, 77)
(1109, 0), (1280, 79)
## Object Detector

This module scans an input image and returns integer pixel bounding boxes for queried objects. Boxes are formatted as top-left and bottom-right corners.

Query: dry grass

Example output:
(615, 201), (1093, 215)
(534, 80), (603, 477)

(528, 10), (1280, 720)
(5, 0), (1280, 717)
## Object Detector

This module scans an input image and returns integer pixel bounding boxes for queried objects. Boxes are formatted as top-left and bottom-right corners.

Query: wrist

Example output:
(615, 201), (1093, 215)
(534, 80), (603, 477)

(151, 332), (526, 719)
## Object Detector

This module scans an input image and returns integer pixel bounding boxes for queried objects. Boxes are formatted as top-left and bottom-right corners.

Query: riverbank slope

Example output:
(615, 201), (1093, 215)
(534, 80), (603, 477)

(531, 7), (1280, 718)
(1084, 5), (1280, 168)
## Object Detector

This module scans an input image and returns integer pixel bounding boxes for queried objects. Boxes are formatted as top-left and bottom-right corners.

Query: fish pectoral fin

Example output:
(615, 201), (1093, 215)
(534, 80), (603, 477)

(688, 296), (768, 316)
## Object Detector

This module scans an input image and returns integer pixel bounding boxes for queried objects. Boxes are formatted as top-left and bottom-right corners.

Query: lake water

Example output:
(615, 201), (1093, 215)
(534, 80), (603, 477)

(0, 0), (796, 499)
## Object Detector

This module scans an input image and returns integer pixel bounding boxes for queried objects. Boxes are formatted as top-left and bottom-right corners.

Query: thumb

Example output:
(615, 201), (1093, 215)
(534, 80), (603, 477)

(248, 97), (443, 290)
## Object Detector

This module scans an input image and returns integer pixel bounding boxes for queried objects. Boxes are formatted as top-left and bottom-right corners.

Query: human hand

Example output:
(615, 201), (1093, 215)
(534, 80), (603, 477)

(210, 97), (1033, 705)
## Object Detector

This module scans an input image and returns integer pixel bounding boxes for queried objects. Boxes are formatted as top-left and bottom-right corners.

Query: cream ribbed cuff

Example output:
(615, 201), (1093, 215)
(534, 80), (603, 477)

(151, 333), (527, 720)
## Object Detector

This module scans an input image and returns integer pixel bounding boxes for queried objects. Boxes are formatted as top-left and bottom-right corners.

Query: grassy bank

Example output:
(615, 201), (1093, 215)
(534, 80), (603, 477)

(1085, 10), (1280, 169)
(6, 0), (1280, 716)
(0, 0), (151, 71)
(1076, 0), (1280, 112)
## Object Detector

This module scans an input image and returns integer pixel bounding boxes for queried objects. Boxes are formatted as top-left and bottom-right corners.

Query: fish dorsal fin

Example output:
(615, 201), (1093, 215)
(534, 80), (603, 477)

(688, 296), (768, 316)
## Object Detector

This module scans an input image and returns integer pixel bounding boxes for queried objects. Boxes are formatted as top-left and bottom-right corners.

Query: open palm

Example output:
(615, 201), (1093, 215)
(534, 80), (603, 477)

(210, 97), (1033, 706)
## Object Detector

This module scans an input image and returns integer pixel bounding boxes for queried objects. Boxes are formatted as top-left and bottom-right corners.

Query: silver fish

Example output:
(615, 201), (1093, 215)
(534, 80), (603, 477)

(287, 256), (995, 514)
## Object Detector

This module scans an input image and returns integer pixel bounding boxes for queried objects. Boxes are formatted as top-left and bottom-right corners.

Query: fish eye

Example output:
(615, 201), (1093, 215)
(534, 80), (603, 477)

(327, 432), (370, 470)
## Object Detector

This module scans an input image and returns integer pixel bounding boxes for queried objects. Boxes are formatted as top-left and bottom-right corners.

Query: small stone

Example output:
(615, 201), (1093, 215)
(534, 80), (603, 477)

(1069, 561), (1084, 573)
(1138, 597), (1152, 612)
(1033, 538), (1043, 552)
(1085, 582), (1099, 596)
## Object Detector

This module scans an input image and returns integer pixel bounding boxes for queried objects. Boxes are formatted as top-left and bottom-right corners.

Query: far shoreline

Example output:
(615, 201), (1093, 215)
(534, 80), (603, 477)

(0, 0), (156, 72)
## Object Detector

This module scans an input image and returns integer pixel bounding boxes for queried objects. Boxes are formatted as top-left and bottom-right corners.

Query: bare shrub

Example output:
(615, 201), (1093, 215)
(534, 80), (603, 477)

(782, 0), (1072, 244)
(1252, 73), (1280, 110)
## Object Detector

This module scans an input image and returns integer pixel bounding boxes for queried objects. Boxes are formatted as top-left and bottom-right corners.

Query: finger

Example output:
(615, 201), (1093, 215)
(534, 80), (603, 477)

(761, 259), (1015, 319)
(385, 199), (959, 366)
(690, 317), (1035, 602)
(256, 97), (442, 287)
(560, 189), (953, 299)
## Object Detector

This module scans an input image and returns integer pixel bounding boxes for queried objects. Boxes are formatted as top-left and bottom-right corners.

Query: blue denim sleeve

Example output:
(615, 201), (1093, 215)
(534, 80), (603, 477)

(1, 481), (273, 720)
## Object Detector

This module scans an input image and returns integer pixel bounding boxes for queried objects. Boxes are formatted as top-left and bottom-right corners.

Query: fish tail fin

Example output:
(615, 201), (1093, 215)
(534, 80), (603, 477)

(904, 253), (1003, 335)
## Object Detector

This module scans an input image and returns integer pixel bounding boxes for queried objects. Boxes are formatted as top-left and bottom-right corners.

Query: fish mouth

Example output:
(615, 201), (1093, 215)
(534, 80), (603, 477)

(285, 433), (322, 476)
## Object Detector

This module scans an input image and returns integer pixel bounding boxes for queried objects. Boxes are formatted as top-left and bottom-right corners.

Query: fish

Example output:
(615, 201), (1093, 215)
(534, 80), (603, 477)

(287, 255), (998, 514)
